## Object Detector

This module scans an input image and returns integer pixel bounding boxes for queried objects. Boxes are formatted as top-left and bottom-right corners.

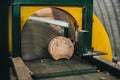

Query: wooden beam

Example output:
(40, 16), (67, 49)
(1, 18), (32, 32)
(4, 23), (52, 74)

(12, 57), (32, 80)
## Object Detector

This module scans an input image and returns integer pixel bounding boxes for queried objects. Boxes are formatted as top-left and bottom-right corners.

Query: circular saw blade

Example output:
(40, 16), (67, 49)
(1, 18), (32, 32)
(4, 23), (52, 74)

(21, 20), (61, 60)
(21, 8), (75, 61)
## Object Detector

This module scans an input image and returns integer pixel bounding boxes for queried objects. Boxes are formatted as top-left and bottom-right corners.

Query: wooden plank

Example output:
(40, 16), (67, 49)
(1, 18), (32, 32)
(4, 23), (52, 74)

(12, 57), (32, 80)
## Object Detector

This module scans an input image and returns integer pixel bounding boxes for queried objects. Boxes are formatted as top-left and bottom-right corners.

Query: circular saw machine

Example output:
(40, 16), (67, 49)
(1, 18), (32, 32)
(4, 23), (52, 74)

(9, 0), (120, 79)
(21, 8), (76, 61)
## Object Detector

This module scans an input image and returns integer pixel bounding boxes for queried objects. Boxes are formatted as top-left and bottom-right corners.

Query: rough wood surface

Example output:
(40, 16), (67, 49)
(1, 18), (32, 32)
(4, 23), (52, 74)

(33, 8), (62, 33)
(33, 8), (54, 19)
(117, 61), (120, 65)
(12, 57), (32, 80)
(48, 36), (74, 60)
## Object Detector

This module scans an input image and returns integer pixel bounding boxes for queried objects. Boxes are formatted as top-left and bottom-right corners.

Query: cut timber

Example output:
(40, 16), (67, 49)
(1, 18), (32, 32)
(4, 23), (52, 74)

(12, 57), (32, 80)
(48, 36), (74, 60)
(33, 8), (62, 32)
(33, 8), (54, 19)
(117, 61), (120, 66)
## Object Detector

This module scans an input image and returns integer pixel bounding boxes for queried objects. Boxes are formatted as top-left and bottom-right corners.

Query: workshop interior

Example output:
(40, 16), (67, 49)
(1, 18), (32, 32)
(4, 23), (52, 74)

(8, 0), (120, 80)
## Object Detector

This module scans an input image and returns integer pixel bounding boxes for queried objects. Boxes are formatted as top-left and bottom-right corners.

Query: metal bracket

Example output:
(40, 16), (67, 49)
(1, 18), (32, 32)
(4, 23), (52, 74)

(82, 51), (107, 56)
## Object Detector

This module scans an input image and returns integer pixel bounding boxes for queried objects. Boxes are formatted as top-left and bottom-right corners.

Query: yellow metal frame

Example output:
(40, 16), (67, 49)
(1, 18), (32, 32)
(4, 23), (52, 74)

(9, 6), (112, 61)
(92, 15), (112, 61)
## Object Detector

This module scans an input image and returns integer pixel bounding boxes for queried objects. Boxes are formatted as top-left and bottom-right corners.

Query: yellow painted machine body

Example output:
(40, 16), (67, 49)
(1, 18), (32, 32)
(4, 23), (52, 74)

(9, 6), (112, 61)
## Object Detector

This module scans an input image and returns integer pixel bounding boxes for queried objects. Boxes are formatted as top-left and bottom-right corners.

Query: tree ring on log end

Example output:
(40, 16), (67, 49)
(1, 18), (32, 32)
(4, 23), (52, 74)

(48, 36), (74, 60)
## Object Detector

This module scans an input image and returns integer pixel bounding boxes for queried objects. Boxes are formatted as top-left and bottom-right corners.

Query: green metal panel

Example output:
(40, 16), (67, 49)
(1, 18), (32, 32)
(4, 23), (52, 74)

(82, 0), (93, 53)
(13, 0), (85, 6)
(0, 2), (10, 80)
(63, 27), (69, 38)
(25, 57), (97, 79)
(78, 30), (88, 54)
(38, 72), (119, 80)
(32, 69), (97, 79)
(12, 3), (21, 57)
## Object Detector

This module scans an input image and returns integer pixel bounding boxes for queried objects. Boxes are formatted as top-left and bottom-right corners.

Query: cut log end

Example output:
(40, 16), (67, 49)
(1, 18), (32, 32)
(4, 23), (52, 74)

(48, 36), (74, 60)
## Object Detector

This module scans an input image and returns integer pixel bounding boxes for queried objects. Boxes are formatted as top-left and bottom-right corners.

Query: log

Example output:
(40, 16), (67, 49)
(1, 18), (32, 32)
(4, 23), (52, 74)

(48, 36), (74, 60)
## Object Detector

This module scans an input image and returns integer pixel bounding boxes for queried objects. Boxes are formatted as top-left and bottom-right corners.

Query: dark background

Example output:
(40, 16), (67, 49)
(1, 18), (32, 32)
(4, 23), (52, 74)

(0, 0), (10, 79)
